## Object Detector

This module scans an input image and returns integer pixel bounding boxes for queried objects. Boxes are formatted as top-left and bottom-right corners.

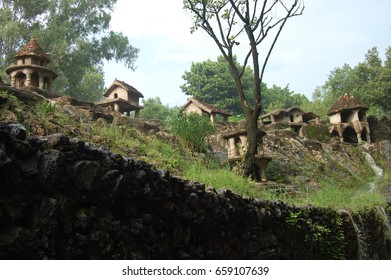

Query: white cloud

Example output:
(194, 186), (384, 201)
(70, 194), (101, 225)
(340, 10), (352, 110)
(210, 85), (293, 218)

(104, 0), (391, 105)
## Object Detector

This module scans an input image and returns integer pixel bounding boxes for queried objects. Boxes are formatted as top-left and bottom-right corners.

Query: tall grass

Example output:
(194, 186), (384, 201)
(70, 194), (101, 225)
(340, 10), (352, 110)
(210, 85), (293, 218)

(84, 118), (389, 211)
(165, 112), (215, 152)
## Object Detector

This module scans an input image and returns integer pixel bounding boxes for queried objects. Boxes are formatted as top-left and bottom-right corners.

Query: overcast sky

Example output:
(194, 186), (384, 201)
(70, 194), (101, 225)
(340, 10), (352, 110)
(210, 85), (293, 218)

(103, 0), (391, 107)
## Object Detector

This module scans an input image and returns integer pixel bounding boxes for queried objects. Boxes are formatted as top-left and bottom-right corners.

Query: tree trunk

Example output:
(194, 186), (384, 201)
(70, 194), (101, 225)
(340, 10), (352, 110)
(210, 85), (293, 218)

(243, 113), (259, 180)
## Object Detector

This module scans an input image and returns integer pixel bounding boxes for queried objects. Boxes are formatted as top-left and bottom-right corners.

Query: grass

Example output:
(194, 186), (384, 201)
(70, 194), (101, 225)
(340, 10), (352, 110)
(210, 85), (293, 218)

(83, 120), (390, 211)
(34, 101), (57, 116)
(11, 96), (388, 211)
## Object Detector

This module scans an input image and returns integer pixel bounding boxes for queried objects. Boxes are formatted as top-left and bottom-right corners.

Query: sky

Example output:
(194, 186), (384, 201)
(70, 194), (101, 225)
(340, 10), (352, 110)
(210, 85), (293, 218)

(103, 0), (391, 107)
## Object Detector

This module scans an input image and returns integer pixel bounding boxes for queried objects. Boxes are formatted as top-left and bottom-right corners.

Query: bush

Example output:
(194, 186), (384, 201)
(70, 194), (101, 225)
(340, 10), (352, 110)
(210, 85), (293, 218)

(165, 111), (216, 152)
(34, 101), (57, 116)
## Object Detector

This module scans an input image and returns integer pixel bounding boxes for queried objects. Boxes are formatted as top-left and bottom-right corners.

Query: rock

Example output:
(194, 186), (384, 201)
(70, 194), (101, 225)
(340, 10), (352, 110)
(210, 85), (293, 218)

(1, 123), (391, 260)
(8, 124), (27, 141)
(72, 160), (101, 190)
(0, 143), (11, 167)
(38, 149), (66, 189)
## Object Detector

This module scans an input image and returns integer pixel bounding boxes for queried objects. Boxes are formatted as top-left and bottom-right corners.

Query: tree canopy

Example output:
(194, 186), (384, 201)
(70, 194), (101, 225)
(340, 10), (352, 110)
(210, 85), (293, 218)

(180, 55), (255, 115)
(139, 97), (173, 121)
(0, 0), (139, 102)
(181, 55), (308, 115)
(311, 46), (391, 117)
(184, 0), (304, 179)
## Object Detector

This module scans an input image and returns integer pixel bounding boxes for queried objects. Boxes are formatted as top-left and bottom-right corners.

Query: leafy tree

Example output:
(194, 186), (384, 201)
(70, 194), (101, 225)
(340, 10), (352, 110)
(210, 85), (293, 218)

(0, 0), (138, 102)
(140, 97), (173, 121)
(263, 84), (308, 112)
(181, 55), (255, 115)
(378, 46), (391, 114)
(184, 0), (304, 179)
(315, 46), (391, 116)
(181, 55), (307, 116)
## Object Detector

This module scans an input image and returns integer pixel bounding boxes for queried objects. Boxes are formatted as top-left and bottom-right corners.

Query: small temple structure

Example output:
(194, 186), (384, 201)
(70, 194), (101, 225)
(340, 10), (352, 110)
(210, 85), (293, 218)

(223, 127), (271, 182)
(182, 98), (232, 124)
(327, 93), (371, 144)
(95, 79), (144, 118)
(260, 107), (319, 137)
(6, 38), (57, 91)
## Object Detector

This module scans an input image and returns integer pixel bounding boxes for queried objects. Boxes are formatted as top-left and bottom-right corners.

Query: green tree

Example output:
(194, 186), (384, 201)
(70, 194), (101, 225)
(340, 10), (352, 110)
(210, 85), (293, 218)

(0, 0), (138, 102)
(315, 47), (391, 116)
(263, 84), (308, 112)
(184, 0), (304, 179)
(181, 55), (255, 115)
(140, 97), (173, 121)
(378, 46), (391, 114)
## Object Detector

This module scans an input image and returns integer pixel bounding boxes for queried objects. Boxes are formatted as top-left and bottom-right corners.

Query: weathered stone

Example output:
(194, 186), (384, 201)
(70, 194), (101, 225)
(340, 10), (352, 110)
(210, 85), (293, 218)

(0, 143), (11, 167)
(38, 149), (65, 189)
(72, 160), (101, 190)
(0, 123), (391, 260)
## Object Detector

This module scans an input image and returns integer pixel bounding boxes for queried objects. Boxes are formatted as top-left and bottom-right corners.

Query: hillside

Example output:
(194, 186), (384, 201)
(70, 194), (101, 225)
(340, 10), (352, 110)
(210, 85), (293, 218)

(1, 86), (391, 259)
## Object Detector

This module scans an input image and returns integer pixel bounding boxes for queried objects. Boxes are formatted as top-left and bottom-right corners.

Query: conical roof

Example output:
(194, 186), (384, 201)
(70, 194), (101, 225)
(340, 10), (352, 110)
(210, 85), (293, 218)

(15, 37), (50, 62)
(327, 93), (368, 115)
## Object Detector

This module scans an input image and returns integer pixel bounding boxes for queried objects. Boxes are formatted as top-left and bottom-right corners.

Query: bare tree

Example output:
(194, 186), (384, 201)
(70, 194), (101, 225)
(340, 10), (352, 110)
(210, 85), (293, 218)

(183, 0), (304, 180)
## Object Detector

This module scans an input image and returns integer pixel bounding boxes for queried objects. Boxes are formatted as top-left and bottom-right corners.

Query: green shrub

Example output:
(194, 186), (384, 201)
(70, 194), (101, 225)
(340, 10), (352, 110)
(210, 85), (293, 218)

(35, 101), (57, 116)
(165, 111), (216, 152)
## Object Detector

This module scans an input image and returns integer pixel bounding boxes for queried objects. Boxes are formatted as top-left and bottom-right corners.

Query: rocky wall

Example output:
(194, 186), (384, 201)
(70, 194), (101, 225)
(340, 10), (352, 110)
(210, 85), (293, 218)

(0, 123), (390, 259)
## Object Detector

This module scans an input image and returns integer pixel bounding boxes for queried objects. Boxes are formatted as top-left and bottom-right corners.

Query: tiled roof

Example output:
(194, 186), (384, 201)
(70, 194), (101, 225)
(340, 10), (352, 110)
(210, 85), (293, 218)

(327, 93), (368, 115)
(15, 38), (50, 61)
(104, 79), (144, 98)
(183, 98), (232, 115)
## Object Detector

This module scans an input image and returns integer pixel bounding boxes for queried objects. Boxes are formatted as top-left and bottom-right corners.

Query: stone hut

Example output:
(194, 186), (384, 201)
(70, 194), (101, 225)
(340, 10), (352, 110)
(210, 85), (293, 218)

(6, 38), (57, 91)
(182, 98), (232, 124)
(95, 79), (144, 118)
(260, 107), (319, 137)
(223, 127), (271, 182)
(327, 93), (371, 144)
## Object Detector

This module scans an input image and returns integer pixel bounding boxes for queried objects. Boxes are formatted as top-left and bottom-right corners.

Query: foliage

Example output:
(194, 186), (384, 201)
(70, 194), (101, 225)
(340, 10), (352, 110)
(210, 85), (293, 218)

(181, 55), (255, 115)
(265, 160), (289, 184)
(0, 0), (138, 102)
(139, 97), (173, 121)
(309, 46), (391, 117)
(263, 84), (308, 113)
(165, 111), (216, 153)
(34, 101), (57, 116)
(181, 56), (308, 115)
(286, 210), (346, 259)
(183, 0), (304, 179)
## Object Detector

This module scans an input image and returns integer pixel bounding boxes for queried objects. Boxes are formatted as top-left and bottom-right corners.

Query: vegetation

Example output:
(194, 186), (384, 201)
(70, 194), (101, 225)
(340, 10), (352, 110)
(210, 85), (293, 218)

(0, 0), (138, 102)
(165, 111), (216, 153)
(2, 89), (388, 212)
(181, 55), (256, 115)
(307, 46), (391, 118)
(184, 0), (304, 180)
(181, 56), (308, 115)
(139, 97), (172, 121)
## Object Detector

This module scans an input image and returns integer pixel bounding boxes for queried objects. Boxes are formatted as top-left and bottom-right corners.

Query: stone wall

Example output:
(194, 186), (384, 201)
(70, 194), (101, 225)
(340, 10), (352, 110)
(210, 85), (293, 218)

(1, 123), (390, 259)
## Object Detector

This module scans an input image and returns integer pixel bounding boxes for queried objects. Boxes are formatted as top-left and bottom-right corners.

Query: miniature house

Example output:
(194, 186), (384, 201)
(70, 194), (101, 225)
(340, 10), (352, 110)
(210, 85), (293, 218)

(6, 38), (57, 91)
(223, 128), (271, 182)
(95, 79), (143, 118)
(327, 93), (371, 144)
(182, 98), (232, 124)
(260, 107), (319, 137)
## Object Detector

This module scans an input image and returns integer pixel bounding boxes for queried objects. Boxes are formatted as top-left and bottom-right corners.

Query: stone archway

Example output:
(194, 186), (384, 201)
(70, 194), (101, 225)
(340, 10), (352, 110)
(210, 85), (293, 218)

(15, 72), (26, 88)
(343, 126), (358, 143)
